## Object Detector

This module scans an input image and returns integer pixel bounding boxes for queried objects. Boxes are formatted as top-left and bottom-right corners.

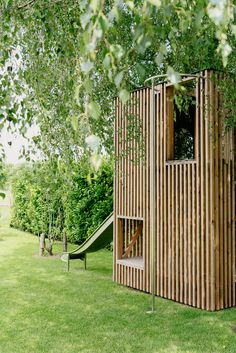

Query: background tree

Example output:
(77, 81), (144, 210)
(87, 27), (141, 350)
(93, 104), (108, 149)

(1, 1), (235, 245)
(0, 161), (7, 198)
(0, 1), (235, 162)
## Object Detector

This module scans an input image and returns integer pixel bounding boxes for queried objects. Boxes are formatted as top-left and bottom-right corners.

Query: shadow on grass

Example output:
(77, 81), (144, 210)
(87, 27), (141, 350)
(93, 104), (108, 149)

(1, 220), (236, 353)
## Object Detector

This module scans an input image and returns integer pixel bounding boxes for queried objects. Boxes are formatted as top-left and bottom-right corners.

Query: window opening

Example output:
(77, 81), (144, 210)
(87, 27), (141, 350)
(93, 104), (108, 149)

(117, 218), (143, 260)
(166, 79), (196, 161)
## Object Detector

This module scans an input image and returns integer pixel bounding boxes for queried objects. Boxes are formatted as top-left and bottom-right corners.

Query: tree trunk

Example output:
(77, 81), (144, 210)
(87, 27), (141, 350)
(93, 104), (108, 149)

(47, 235), (53, 256)
(63, 232), (67, 252)
(47, 210), (53, 255)
(39, 233), (45, 256)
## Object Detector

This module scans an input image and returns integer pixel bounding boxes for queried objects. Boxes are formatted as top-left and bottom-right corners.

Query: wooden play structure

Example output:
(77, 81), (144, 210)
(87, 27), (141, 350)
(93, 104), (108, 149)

(113, 69), (235, 311)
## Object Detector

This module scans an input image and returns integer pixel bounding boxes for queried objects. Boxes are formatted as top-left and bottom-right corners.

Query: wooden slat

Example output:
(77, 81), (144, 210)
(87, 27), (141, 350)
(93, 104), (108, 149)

(142, 89), (146, 291)
(124, 93), (127, 219)
(113, 70), (235, 311)
(228, 163), (232, 307)
(130, 265), (133, 287)
(133, 91), (137, 218)
(166, 86), (174, 160)
(232, 151), (235, 306)
(146, 88), (150, 292)
(180, 164), (183, 303)
(122, 97), (125, 217)
(130, 96), (133, 218)
(175, 164), (179, 302)
(218, 85), (223, 309)
(127, 99), (130, 217)
(163, 83), (168, 298)
(118, 101), (121, 216)
(214, 76), (220, 310)
(188, 163), (191, 305)
(191, 162), (195, 305)
(196, 82), (201, 308)
(182, 164), (188, 304)
(167, 164), (171, 298)
(203, 73), (210, 311)
(200, 72), (205, 309)
(160, 84), (164, 297)
(193, 77), (200, 307)
(209, 70), (216, 311)
(223, 163), (228, 307)
(172, 164), (175, 300)
(114, 97), (118, 282)
(156, 89), (160, 295)
(136, 90), (140, 218)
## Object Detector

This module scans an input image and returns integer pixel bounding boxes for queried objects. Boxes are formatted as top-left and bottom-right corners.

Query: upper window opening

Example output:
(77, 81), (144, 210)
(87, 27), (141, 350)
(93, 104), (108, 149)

(166, 79), (196, 161)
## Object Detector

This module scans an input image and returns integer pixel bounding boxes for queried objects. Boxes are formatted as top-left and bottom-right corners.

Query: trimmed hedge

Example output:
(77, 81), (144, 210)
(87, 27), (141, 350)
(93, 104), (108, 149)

(65, 161), (113, 243)
(10, 166), (51, 234)
(10, 159), (113, 244)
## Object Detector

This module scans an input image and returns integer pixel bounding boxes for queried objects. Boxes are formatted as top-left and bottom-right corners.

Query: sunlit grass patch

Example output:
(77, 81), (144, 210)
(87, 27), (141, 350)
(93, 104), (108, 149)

(0, 214), (236, 353)
(0, 205), (11, 227)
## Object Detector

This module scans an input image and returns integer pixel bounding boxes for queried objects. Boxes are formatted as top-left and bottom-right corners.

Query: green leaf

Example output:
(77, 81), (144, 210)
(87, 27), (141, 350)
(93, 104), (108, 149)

(136, 34), (151, 54)
(87, 173), (92, 184)
(108, 7), (120, 22)
(103, 54), (111, 68)
(74, 84), (81, 102)
(160, 43), (167, 55)
(232, 25), (236, 37)
(80, 60), (94, 74)
(90, 0), (100, 12)
(3, 0), (9, 9)
(88, 101), (101, 119)
(99, 15), (110, 32)
(84, 79), (93, 93)
(80, 11), (92, 29)
(85, 134), (101, 152)
(114, 71), (123, 87)
(71, 116), (79, 131)
(146, 0), (161, 7)
(126, 1), (134, 10)
(135, 63), (145, 79)
(155, 52), (163, 66)
(119, 89), (130, 103)
(111, 45), (124, 61)
(91, 153), (102, 171)
(167, 66), (181, 85)
(0, 192), (5, 199)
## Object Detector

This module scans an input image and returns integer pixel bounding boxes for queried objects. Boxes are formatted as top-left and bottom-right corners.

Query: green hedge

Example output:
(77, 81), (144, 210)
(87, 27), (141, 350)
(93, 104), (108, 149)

(65, 161), (113, 243)
(10, 160), (113, 244)
(10, 166), (50, 234)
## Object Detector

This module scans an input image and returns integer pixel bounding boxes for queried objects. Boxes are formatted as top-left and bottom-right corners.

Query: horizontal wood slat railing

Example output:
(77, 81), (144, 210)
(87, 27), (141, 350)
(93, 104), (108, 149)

(122, 223), (143, 259)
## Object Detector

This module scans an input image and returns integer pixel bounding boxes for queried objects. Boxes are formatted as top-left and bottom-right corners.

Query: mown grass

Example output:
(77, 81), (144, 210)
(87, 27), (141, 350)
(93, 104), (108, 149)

(0, 206), (236, 353)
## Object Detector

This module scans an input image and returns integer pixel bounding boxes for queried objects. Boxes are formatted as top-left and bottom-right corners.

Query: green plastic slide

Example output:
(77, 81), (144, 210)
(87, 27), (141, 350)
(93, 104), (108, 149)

(61, 212), (114, 270)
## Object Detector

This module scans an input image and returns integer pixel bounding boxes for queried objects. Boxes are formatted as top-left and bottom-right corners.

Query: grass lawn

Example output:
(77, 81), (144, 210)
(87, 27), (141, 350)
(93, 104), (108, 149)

(0, 206), (236, 353)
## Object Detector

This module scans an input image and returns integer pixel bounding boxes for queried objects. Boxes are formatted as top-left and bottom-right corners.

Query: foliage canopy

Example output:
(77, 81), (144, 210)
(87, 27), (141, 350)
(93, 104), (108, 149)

(0, 0), (235, 163)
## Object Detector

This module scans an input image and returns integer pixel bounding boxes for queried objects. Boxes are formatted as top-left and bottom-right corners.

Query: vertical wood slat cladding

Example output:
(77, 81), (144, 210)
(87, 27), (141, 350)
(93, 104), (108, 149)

(113, 88), (151, 291)
(113, 70), (235, 310)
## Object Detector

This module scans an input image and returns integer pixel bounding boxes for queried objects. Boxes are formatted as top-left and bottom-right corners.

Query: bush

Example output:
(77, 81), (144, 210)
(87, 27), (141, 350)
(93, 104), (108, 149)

(10, 165), (49, 234)
(65, 160), (113, 243)
(10, 159), (113, 244)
